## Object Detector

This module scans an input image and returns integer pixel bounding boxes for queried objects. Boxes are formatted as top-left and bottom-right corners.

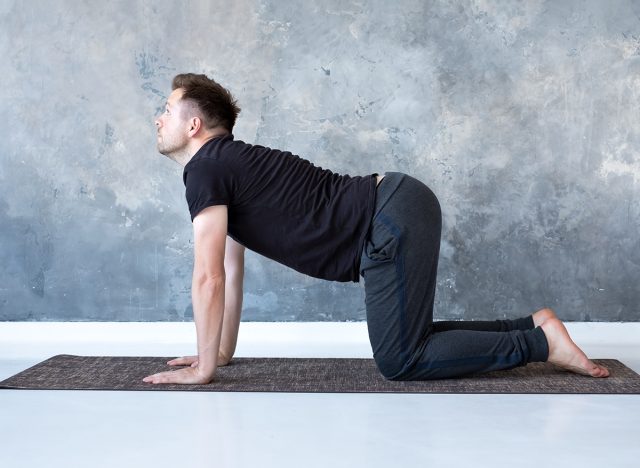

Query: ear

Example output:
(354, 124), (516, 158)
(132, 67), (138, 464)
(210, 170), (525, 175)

(187, 116), (203, 137)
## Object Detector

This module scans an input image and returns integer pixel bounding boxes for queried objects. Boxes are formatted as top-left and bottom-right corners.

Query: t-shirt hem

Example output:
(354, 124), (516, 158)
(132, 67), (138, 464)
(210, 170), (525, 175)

(190, 200), (229, 222)
(351, 174), (378, 282)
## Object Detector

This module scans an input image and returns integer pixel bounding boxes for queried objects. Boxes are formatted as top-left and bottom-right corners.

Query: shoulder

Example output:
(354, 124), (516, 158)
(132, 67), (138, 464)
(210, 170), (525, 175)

(183, 156), (235, 186)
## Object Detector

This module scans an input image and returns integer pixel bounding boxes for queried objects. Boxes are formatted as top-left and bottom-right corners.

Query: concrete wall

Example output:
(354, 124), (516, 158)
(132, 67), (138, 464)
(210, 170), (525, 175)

(1, 0), (638, 322)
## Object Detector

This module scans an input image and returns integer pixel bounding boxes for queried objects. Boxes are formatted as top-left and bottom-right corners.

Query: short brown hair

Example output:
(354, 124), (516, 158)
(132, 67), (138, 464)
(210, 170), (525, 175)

(172, 73), (241, 132)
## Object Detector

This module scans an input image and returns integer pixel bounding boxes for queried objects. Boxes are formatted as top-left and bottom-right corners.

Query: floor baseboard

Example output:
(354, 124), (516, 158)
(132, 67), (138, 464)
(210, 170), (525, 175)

(2, 321), (639, 362)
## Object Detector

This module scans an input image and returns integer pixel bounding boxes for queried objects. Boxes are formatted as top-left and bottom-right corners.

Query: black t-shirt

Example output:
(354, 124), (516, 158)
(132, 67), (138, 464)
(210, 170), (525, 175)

(182, 134), (378, 282)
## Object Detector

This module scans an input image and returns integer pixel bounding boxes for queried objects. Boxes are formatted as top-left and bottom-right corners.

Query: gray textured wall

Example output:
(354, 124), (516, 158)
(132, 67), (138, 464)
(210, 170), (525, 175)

(1, 0), (639, 322)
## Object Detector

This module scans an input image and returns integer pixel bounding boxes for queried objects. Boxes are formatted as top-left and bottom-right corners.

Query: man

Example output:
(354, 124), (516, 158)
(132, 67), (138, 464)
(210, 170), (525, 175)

(143, 73), (609, 385)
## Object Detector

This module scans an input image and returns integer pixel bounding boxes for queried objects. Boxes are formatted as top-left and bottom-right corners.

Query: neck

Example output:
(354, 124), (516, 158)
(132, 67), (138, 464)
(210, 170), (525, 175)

(173, 129), (230, 167)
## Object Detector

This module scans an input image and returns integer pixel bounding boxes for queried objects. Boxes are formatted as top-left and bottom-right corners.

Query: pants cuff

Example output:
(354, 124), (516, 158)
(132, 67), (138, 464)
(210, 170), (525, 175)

(513, 315), (535, 330)
(523, 326), (550, 363)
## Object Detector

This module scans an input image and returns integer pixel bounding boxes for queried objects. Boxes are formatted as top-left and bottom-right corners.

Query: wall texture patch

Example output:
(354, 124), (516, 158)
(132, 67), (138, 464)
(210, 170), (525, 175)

(1, 0), (638, 322)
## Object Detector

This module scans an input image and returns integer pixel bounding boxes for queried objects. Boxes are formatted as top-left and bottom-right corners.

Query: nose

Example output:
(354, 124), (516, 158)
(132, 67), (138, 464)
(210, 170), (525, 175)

(155, 112), (164, 128)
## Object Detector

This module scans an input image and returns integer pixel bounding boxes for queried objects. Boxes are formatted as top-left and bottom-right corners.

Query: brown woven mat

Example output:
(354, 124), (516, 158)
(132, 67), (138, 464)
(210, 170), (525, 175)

(0, 354), (638, 393)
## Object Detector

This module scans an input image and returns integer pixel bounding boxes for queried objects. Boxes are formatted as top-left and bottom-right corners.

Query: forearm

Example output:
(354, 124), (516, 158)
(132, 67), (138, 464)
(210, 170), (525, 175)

(219, 272), (243, 362)
(192, 277), (226, 376)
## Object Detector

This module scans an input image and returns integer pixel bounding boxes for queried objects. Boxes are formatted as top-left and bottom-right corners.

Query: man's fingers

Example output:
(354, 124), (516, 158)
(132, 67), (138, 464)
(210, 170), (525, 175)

(167, 356), (198, 366)
(142, 374), (159, 383)
(142, 367), (210, 385)
(144, 372), (172, 384)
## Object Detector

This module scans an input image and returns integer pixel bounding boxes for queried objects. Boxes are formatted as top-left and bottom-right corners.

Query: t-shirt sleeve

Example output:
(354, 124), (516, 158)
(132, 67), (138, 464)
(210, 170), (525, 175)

(184, 159), (234, 222)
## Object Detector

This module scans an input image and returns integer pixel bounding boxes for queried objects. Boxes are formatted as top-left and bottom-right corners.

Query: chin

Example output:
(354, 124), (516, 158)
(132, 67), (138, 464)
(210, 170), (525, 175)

(157, 144), (171, 156)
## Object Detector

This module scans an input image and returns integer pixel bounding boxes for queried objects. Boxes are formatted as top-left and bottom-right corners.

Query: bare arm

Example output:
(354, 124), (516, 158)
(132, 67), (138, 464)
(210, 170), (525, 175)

(219, 235), (245, 365)
(145, 204), (228, 384)
(166, 234), (244, 370)
(191, 205), (228, 378)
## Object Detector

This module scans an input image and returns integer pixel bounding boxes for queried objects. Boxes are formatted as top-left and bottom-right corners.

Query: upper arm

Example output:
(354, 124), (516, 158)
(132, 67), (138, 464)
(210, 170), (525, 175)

(192, 205), (228, 282)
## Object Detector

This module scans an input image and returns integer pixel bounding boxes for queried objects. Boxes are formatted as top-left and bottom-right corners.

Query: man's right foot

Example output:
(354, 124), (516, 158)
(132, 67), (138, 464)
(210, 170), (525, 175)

(540, 318), (610, 378)
(532, 308), (558, 327)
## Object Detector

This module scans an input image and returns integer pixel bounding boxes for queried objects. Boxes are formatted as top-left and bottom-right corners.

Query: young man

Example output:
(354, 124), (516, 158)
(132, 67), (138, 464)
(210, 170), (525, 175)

(143, 73), (609, 385)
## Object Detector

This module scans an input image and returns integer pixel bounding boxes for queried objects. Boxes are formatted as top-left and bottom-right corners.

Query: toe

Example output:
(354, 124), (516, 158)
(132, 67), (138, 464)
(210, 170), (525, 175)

(593, 365), (609, 378)
(596, 363), (608, 375)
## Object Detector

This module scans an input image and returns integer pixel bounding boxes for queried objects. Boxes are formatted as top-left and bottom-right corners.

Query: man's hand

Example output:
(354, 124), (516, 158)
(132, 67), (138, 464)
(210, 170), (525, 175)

(166, 354), (231, 368)
(142, 364), (214, 385)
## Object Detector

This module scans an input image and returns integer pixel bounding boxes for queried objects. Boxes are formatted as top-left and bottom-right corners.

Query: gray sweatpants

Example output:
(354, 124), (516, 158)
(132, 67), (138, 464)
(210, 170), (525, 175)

(359, 172), (549, 380)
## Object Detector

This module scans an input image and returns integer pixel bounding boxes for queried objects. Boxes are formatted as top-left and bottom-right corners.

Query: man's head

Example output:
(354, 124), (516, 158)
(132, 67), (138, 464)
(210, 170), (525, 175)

(155, 73), (241, 164)
(171, 73), (241, 132)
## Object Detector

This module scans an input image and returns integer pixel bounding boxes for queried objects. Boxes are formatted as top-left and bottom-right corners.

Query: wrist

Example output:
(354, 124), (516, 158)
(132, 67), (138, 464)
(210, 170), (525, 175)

(195, 363), (216, 379)
(195, 354), (217, 373)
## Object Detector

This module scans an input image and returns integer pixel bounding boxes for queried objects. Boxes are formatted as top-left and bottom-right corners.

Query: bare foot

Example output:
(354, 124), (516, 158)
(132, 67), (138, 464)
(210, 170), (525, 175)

(532, 308), (558, 327)
(540, 318), (610, 378)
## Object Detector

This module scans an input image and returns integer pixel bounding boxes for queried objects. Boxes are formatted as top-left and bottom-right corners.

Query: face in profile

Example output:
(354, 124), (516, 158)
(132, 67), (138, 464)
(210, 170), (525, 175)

(155, 88), (190, 158)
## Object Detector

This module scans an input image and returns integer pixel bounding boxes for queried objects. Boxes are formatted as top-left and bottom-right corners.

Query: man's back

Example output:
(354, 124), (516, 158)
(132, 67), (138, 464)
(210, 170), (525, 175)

(182, 135), (379, 282)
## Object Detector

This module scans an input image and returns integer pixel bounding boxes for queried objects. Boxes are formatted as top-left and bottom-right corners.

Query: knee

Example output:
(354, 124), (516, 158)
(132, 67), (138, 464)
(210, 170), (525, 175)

(376, 359), (443, 381)
(374, 355), (407, 381)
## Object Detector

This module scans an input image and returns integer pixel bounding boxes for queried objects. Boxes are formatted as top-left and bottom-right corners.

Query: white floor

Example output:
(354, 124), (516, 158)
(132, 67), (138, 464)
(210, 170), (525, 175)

(0, 321), (639, 468)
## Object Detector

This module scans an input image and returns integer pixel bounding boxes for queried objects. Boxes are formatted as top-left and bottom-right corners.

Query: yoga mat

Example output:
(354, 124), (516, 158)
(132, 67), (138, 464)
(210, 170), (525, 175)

(0, 354), (638, 394)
